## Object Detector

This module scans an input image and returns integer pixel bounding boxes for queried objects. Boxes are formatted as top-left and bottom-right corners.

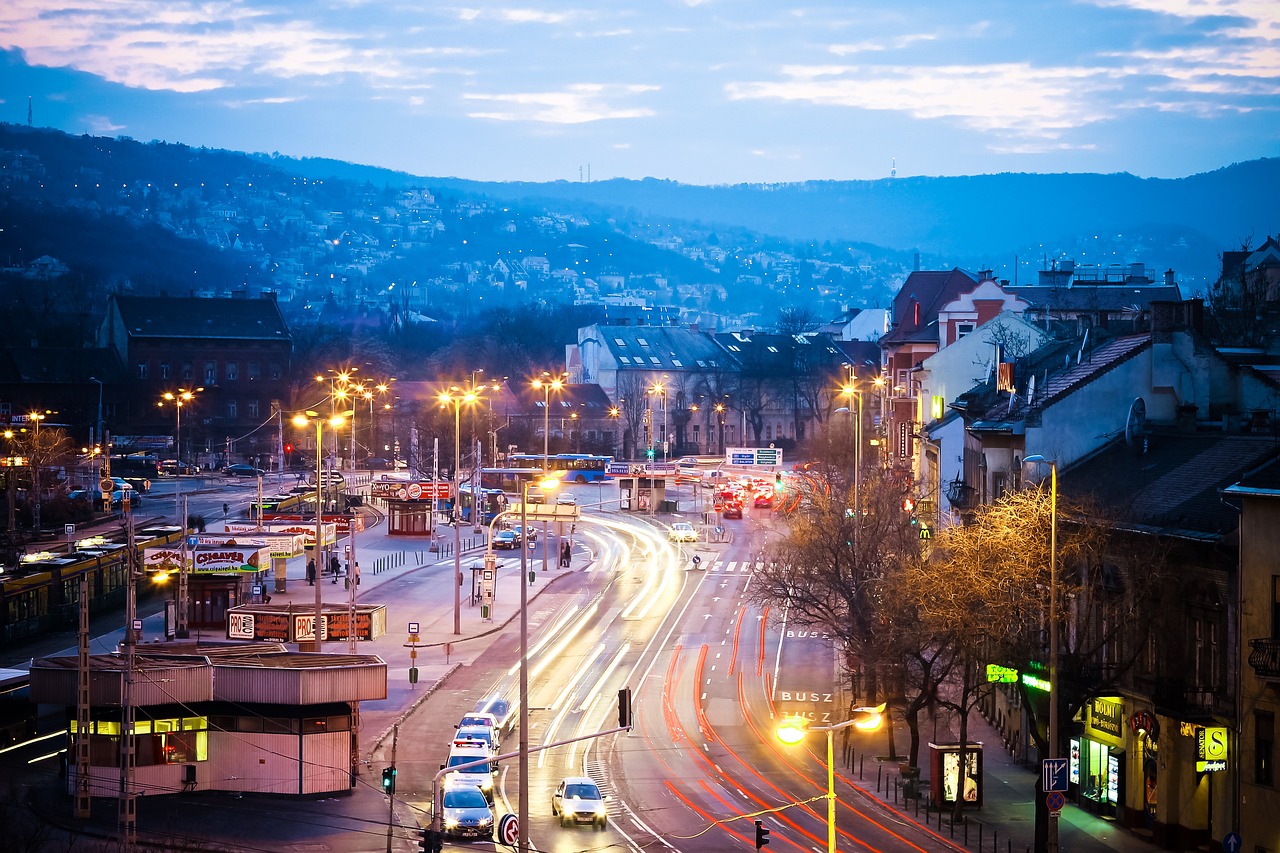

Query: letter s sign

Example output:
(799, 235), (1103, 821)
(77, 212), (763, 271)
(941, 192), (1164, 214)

(1199, 726), (1229, 761)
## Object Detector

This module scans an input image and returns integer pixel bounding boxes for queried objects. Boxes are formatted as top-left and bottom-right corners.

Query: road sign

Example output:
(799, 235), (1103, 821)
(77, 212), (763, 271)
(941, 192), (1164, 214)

(1046, 791), (1065, 812)
(498, 813), (519, 846)
(64, 524), (75, 535)
(1042, 757), (1069, 792)
(1223, 831), (1242, 853)
(408, 622), (419, 634)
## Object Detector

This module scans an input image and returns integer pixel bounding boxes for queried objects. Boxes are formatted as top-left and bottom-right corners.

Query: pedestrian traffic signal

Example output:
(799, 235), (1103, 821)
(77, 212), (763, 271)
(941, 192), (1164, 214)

(754, 819), (771, 849)
(618, 686), (633, 729)
(902, 497), (915, 513)
(381, 765), (396, 795)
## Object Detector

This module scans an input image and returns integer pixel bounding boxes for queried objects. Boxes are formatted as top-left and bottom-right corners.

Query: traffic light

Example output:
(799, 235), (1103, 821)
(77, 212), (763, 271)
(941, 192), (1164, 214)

(902, 497), (915, 513)
(646, 447), (655, 459)
(618, 686), (632, 729)
(774, 472), (785, 493)
(754, 819), (771, 849)
(381, 765), (396, 795)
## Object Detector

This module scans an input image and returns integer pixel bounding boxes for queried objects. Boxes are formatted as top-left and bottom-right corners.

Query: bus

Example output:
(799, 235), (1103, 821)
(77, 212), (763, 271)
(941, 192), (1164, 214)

(110, 454), (161, 481)
(480, 467), (542, 493)
(506, 453), (612, 484)
(456, 483), (509, 525)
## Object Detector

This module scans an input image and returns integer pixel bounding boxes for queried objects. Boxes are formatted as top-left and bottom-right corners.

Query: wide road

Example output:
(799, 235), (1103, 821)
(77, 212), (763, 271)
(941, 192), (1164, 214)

(391, 491), (959, 853)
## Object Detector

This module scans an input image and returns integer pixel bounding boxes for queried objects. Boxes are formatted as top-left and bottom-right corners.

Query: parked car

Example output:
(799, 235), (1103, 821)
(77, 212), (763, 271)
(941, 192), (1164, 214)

(224, 464), (265, 477)
(552, 776), (608, 828)
(493, 530), (521, 550)
(667, 522), (698, 543)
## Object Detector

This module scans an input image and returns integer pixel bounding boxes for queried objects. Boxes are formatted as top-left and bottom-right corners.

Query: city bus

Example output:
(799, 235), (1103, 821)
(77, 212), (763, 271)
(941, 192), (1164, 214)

(480, 467), (543, 493)
(506, 453), (612, 484)
(110, 454), (161, 481)
(456, 483), (509, 524)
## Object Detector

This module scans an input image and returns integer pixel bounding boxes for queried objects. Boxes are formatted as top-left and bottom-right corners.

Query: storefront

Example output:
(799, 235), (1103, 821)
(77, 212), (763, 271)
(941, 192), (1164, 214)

(1071, 696), (1126, 819)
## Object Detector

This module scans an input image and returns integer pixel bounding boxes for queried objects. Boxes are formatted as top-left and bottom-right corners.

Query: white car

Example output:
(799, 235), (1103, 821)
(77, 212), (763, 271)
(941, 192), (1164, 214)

(668, 522), (697, 543)
(552, 776), (608, 828)
(556, 493), (578, 506)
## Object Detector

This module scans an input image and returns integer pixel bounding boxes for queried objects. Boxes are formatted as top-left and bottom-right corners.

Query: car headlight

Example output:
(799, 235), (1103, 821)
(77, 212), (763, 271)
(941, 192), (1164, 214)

(595, 805), (607, 817)
(479, 777), (493, 791)
(479, 816), (494, 828)
(445, 817), (460, 829)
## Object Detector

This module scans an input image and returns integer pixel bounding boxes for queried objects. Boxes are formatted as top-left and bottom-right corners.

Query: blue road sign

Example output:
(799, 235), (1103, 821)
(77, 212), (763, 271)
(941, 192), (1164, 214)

(1042, 757), (1069, 792)
(1224, 832), (1242, 853)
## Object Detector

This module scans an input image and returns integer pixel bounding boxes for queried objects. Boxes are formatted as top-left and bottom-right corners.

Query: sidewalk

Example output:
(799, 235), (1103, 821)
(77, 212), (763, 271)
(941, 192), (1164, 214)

(849, 707), (1157, 853)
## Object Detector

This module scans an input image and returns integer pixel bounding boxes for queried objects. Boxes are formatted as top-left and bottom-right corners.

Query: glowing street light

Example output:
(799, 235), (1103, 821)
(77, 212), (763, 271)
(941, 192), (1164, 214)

(439, 386), (480, 635)
(775, 704), (886, 853)
(292, 409), (350, 651)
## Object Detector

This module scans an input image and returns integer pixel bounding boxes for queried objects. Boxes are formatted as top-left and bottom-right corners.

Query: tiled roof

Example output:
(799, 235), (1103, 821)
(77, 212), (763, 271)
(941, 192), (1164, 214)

(1061, 430), (1280, 537)
(881, 268), (980, 347)
(112, 295), (291, 341)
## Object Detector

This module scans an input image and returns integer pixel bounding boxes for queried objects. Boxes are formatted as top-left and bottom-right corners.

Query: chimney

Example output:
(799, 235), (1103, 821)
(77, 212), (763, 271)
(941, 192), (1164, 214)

(914, 252), (921, 272)
(1165, 269), (1176, 287)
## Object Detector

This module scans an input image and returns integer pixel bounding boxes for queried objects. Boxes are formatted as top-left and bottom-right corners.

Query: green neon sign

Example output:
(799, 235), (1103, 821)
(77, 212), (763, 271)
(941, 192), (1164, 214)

(1022, 673), (1051, 693)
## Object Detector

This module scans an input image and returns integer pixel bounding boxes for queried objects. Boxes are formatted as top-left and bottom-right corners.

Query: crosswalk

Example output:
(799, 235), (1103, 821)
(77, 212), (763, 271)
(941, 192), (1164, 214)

(697, 560), (763, 573)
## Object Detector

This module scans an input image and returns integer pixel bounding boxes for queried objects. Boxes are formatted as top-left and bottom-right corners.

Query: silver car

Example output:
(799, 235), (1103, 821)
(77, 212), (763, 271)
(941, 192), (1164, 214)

(552, 776), (608, 829)
(442, 784), (494, 839)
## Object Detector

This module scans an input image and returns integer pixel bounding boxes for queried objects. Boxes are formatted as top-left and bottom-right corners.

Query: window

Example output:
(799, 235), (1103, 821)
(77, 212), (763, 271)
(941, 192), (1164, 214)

(225, 361), (238, 382)
(136, 362), (148, 380)
(1258, 711), (1275, 786)
(637, 337), (649, 347)
(181, 361), (193, 381)
(1191, 614), (1221, 691)
(956, 323), (975, 340)
(227, 399), (238, 419)
(618, 356), (631, 365)
(247, 361), (261, 380)
(204, 361), (216, 384)
(160, 362), (171, 380)
(247, 399), (260, 419)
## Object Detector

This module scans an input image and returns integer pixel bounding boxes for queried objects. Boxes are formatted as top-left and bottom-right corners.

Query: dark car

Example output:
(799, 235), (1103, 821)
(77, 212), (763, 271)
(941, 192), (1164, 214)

(224, 464), (265, 477)
(722, 503), (743, 520)
(493, 530), (521, 550)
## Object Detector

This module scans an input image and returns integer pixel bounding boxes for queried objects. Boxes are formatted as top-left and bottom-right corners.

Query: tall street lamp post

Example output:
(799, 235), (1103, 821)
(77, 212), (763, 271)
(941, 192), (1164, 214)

(293, 410), (349, 652)
(439, 387), (479, 635)
(518, 475), (558, 853)
(89, 377), (104, 450)
(776, 705), (885, 853)
(531, 373), (565, 573)
(1023, 454), (1059, 853)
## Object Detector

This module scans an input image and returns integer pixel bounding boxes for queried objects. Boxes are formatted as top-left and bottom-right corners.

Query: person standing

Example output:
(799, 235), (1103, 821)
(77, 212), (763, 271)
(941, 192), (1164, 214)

(306, 558), (316, 586)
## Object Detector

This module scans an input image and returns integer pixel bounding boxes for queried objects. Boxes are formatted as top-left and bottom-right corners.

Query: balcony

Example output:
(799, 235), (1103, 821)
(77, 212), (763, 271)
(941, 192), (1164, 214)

(1249, 638), (1280, 680)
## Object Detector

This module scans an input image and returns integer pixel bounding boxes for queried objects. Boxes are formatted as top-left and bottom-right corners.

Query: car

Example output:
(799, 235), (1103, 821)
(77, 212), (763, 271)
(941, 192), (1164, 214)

(365, 457), (406, 470)
(667, 522), (697, 543)
(552, 776), (608, 828)
(441, 783), (495, 839)
(471, 697), (511, 725)
(493, 530), (521, 550)
(555, 492), (577, 506)
(455, 724), (498, 756)
(121, 476), (152, 492)
(224, 464), (265, 477)
(459, 710), (501, 733)
(754, 493), (774, 508)
(444, 739), (496, 800)
(722, 503), (743, 520)
(510, 524), (537, 543)
(675, 456), (700, 468)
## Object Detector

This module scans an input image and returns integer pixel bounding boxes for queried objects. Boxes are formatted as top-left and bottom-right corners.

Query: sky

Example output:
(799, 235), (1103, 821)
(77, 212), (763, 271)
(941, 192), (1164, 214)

(1, 1), (1278, 186)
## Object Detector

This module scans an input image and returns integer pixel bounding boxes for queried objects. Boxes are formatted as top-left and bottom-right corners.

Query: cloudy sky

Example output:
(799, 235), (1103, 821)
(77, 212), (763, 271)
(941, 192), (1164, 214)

(1, 0), (1277, 185)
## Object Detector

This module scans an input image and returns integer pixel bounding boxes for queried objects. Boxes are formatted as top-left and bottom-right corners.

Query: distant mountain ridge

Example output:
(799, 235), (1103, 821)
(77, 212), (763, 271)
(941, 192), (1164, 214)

(255, 151), (1278, 265)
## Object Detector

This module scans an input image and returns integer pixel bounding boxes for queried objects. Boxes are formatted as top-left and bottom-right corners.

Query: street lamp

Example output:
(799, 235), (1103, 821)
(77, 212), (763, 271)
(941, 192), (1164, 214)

(519, 475), (559, 853)
(531, 373), (566, 472)
(714, 402), (726, 455)
(159, 387), (203, 467)
(648, 378), (668, 464)
(1023, 454), (1059, 853)
(292, 409), (350, 652)
(439, 386), (480, 635)
(775, 704), (886, 853)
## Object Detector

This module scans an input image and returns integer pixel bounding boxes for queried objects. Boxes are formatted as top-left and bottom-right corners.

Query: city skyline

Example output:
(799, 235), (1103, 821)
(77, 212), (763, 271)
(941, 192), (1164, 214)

(1, 0), (1278, 185)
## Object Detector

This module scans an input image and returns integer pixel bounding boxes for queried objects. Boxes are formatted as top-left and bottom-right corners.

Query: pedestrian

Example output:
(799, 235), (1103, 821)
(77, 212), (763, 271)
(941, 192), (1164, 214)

(560, 540), (571, 567)
(330, 555), (340, 584)
(306, 558), (316, 586)
(353, 561), (361, 586)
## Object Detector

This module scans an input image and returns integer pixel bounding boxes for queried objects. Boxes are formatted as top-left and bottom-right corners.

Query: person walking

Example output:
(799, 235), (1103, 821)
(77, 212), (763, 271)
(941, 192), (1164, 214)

(560, 540), (571, 567)
(306, 558), (316, 586)
(329, 555), (341, 584)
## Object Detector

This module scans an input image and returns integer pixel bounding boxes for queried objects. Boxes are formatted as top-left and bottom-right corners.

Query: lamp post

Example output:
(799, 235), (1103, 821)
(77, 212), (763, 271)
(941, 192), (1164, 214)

(1023, 454), (1059, 853)
(439, 387), (479, 635)
(531, 373), (565, 573)
(89, 377), (104, 450)
(293, 410), (349, 652)
(776, 704), (885, 853)
(715, 402), (726, 455)
(838, 371), (864, 518)
(648, 378), (668, 464)
(160, 387), (203, 466)
(518, 475), (558, 853)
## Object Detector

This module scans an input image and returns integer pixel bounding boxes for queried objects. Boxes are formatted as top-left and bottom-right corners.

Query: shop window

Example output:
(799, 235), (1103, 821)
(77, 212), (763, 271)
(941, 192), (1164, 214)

(1258, 711), (1275, 787)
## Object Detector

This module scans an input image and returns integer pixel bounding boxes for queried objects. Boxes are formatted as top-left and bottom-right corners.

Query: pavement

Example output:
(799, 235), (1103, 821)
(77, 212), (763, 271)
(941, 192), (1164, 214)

(8, 483), (1161, 853)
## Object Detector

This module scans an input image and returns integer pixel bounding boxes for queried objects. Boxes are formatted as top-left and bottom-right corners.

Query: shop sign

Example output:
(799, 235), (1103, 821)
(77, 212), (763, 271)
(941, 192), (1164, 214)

(986, 664), (1018, 683)
(1196, 726), (1228, 772)
(1088, 697), (1124, 739)
(192, 547), (264, 573)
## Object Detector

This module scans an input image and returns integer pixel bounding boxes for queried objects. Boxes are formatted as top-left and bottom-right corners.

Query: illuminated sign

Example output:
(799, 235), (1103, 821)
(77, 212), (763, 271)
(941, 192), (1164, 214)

(1088, 698), (1124, 739)
(986, 665), (1018, 683)
(1196, 726), (1228, 772)
(1022, 673), (1051, 693)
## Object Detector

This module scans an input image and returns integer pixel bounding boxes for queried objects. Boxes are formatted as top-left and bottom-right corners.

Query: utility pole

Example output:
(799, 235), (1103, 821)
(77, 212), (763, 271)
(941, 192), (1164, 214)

(74, 572), (91, 819)
(384, 726), (398, 853)
(118, 507), (138, 851)
(177, 494), (190, 638)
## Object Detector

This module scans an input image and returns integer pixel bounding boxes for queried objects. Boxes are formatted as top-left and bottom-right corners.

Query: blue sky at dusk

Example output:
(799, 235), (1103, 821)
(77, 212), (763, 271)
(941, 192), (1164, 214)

(1, 0), (1277, 185)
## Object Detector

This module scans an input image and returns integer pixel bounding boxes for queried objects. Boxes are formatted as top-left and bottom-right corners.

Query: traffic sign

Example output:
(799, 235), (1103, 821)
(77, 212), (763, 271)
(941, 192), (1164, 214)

(1046, 791), (1065, 812)
(497, 813), (519, 846)
(1223, 831), (1242, 853)
(1042, 757), (1069, 792)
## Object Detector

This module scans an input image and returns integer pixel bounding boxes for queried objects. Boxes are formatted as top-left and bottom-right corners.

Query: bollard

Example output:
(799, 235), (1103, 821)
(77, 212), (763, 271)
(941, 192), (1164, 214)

(859, 754), (864, 779)
(964, 816), (968, 845)
(877, 765), (882, 792)
(978, 823), (983, 850)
